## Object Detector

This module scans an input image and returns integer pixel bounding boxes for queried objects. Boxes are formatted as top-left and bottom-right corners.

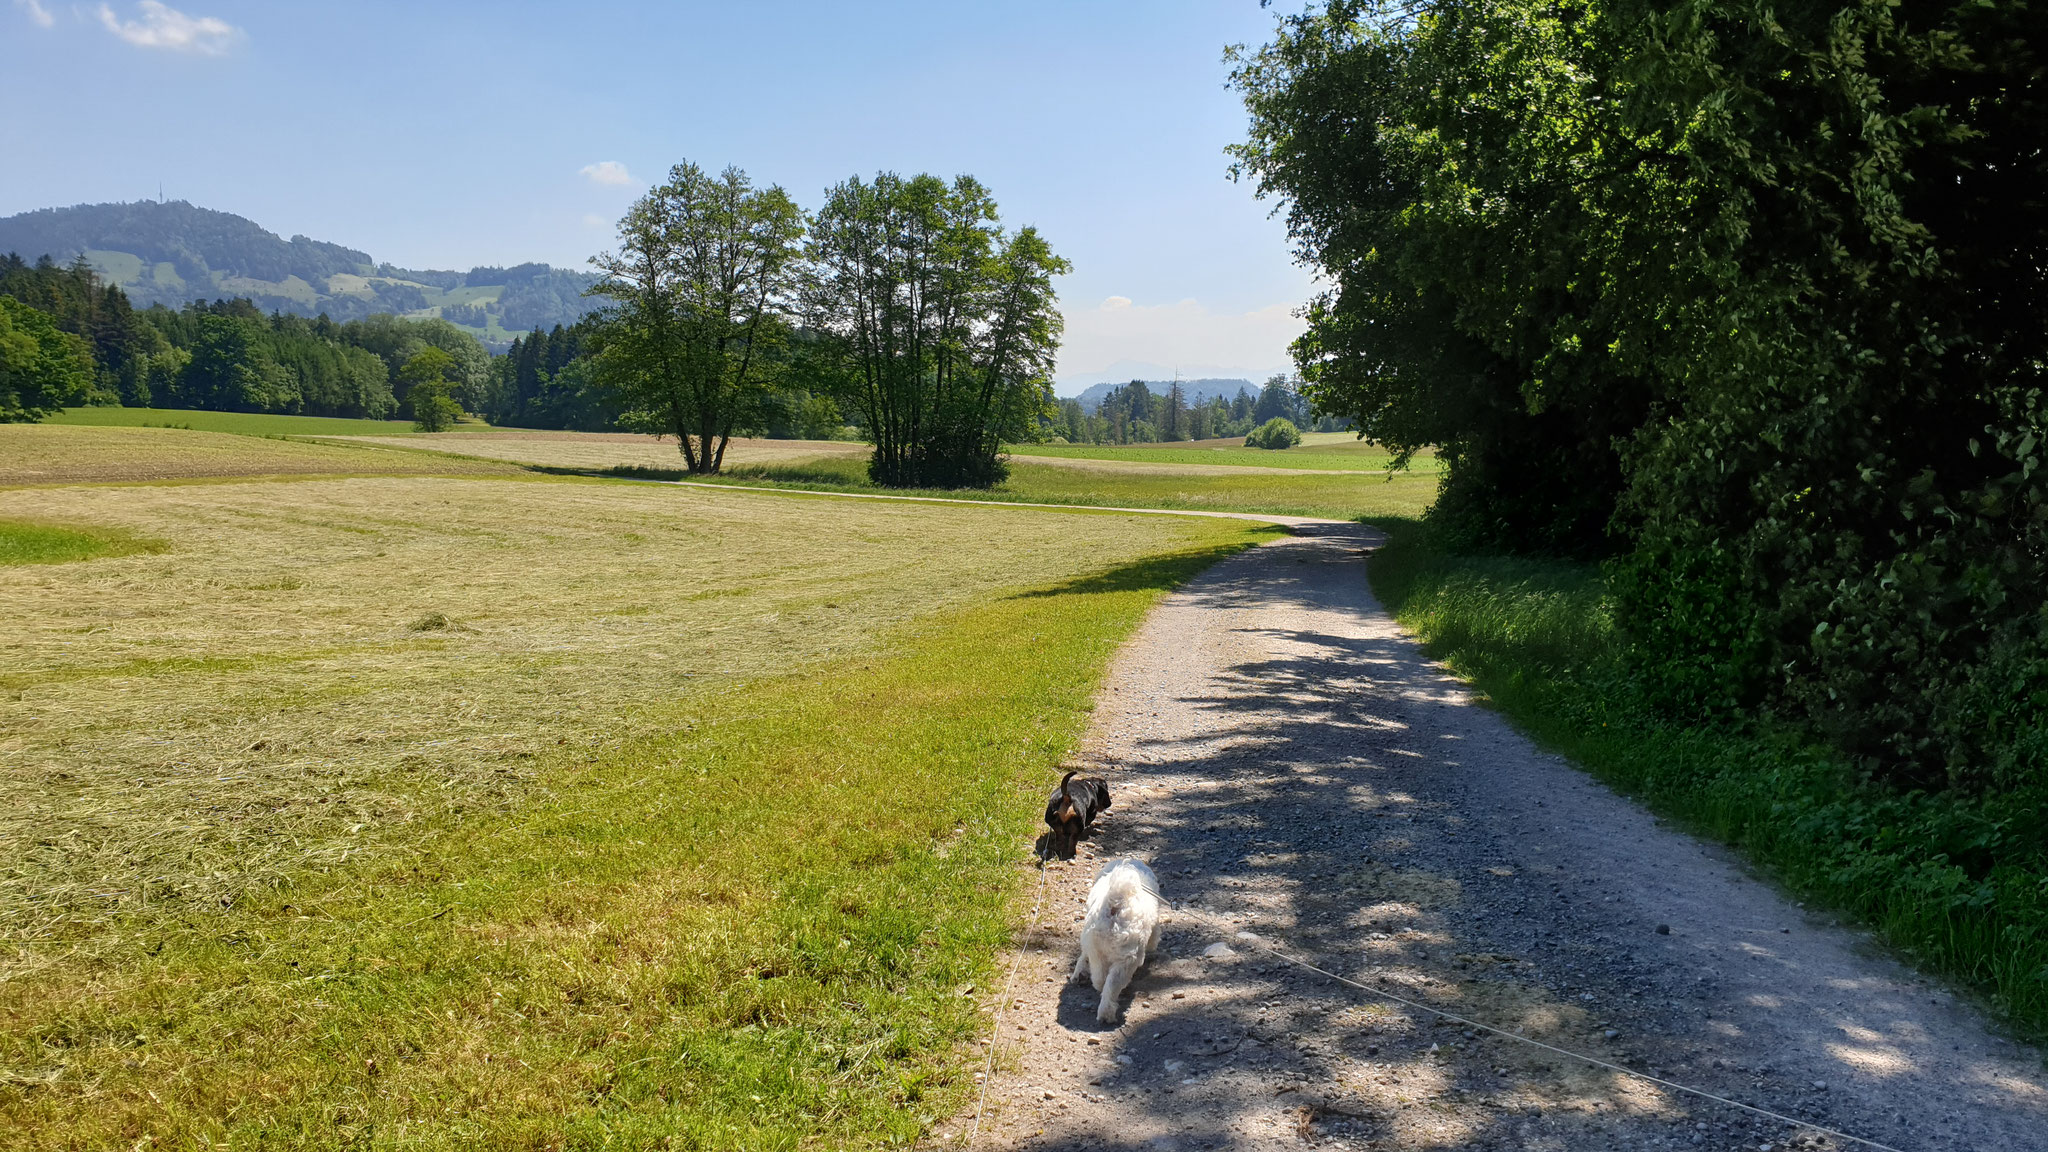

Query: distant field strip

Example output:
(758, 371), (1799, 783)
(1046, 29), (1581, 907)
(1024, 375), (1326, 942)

(0, 424), (520, 486)
(710, 454), (1442, 522)
(334, 430), (868, 473)
(45, 406), (434, 438)
(321, 428), (1443, 520)
(1010, 438), (1444, 473)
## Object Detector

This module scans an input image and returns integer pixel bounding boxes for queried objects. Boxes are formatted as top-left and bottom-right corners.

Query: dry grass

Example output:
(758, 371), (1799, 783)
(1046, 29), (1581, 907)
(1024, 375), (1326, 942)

(0, 475), (1230, 970)
(332, 430), (865, 474)
(0, 425), (520, 488)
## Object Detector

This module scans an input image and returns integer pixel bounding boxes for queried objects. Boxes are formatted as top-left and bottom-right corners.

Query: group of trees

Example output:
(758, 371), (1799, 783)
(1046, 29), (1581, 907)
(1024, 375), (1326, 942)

(589, 162), (1065, 485)
(1233, 0), (2047, 793)
(1051, 376), (1324, 445)
(0, 253), (487, 422)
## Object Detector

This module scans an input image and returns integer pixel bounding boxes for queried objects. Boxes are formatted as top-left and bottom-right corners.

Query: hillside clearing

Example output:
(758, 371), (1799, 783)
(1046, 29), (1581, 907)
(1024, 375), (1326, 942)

(44, 407), (435, 437)
(0, 425), (521, 487)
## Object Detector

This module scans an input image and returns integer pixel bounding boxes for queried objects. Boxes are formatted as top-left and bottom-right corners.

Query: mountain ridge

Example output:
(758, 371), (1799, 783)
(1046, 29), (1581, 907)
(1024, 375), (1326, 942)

(0, 200), (602, 350)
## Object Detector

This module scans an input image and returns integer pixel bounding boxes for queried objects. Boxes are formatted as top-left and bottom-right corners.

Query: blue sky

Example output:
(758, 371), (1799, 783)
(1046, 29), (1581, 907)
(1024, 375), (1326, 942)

(2, 0), (1313, 391)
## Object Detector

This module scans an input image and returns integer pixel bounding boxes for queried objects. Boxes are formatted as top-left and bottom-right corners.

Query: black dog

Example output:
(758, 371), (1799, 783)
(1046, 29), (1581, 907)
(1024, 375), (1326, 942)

(1037, 769), (1111, 861)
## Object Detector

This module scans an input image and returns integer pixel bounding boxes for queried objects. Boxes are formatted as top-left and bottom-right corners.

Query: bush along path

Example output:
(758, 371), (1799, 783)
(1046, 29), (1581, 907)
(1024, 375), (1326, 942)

(946, 523), (2048, 1151)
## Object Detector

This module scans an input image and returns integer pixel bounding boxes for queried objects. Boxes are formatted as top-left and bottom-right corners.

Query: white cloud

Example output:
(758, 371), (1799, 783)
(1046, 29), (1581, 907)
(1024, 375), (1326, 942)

(581, 213), (609, 230)
(1056, 295), (1306, 392)
(579, 161), (634, 187)
(15, 0), (54, 29)
(97, 1), (242, 54)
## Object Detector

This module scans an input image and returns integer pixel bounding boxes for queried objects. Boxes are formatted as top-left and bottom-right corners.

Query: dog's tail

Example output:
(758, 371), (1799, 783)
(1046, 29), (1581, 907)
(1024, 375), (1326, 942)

(1059, 770), (1077, 815)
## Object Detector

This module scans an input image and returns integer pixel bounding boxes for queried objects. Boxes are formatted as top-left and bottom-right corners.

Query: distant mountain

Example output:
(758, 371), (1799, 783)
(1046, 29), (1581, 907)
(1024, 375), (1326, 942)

(1069, 377), (1259, 413)
(0, 201), (602, 350)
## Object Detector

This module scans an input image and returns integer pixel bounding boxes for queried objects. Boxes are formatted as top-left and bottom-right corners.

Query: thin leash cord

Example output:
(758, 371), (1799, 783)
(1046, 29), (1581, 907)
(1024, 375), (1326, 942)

(968, 863), (1052, 1144)
(1175, 905), (1909, 1152)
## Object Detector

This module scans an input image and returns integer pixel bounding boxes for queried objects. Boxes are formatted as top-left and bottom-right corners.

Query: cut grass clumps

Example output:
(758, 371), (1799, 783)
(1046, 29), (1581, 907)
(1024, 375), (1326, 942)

(1369, 518), (2048, 1041)
(0, 519), (163, 566)
(0, 473), (1268, 1146)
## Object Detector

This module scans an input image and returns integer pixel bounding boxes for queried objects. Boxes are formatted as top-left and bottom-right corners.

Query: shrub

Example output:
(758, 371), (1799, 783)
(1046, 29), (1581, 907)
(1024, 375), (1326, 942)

(1244, 417), (1301, 450)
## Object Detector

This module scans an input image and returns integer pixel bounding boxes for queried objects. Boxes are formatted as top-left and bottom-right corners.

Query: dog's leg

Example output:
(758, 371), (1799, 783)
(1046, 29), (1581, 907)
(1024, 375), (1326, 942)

(1096, 958), (1139, 1023)
(1070, 948), (1090, 984)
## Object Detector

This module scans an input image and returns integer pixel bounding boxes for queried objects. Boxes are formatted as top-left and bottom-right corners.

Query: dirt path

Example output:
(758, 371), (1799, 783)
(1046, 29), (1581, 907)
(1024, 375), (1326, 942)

(948, 522), (2047, 1152)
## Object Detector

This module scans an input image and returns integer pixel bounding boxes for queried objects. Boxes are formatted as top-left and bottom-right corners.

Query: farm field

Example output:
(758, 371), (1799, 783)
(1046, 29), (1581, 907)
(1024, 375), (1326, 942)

(0, 426), (1271, 1146)
(0, 424), (522, 487)
(1009, 432), (1443, 473)
(333, 428), (1444, 521)
(337, 429), (868, 473)
(708, 453), (1441, 522)
(44, 406), (450, 438)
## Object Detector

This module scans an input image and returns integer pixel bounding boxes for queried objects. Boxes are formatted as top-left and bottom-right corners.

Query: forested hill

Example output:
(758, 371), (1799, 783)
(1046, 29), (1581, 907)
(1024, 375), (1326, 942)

(0, 201), (602, 350)
(1069, 377), (1254, 412)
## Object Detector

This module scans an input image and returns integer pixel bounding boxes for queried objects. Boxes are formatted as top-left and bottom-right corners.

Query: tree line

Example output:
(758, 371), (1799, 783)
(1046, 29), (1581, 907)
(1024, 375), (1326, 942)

(1050, 376), (1334, 445)
(0, 254), (488, 423)
(1233, 0), (2046, 796)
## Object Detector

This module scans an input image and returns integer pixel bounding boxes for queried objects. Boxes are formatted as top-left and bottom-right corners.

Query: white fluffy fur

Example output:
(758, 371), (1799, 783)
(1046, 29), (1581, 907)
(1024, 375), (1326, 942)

(1071, 857), (1163, 1023)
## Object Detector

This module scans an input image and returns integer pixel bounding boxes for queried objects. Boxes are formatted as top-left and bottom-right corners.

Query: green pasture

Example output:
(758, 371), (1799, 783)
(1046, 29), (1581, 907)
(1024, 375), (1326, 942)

(45, 406), (438, 437)
(1009, 435), (1443, 473)
(677, 453), (1441, 521)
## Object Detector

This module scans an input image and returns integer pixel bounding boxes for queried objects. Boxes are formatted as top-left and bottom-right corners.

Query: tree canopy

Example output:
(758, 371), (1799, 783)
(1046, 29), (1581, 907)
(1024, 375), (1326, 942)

(1233, 0), (2048, 789)
(589, 163), (805, 474)
(801, 172), (1067, 487)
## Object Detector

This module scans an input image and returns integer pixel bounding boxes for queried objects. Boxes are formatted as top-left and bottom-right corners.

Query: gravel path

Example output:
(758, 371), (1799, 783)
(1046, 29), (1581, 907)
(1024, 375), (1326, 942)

(947, 521), (2048, 1152)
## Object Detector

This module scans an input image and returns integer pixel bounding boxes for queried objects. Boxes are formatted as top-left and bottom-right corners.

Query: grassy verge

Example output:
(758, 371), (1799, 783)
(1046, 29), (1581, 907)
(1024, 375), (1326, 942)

(643, 454), (1440, 522)
(1369, 520), (2048, 1040)
(1, 467), (1272, 1145)
(0, 519), (163, 566)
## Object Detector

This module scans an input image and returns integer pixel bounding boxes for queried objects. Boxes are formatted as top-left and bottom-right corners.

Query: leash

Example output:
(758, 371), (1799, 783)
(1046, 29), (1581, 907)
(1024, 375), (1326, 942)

(1174, 905), (1910, 1152)
(968, 862), (1053, 1144)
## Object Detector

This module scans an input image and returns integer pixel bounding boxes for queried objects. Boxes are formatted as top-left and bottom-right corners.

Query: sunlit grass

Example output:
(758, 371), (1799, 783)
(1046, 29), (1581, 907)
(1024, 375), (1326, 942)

(1368, 520), (2048, 1041)
(0, 519), (163, 567)
(1008, 438), (1443, 473)
(679, 453), (1442, 522)
(0, 424), (520, 487)
(45, 406), (436, 437)
(0, 463), (1269, 1146)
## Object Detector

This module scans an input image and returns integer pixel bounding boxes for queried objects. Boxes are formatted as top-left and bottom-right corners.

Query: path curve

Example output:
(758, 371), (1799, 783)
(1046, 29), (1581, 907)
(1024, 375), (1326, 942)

(952, 523), (2047, 1152)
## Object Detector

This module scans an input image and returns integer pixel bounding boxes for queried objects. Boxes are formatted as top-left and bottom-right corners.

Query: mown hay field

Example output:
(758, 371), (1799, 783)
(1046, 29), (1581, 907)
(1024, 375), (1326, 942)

(708, 454), (1443, 522)
(0, 435), (1269, 1147)
(338, 428), (1445, 521)
(335, 430), (867, 474)
(0, 424), (521, 487)
(1009, 432), (1445, 473)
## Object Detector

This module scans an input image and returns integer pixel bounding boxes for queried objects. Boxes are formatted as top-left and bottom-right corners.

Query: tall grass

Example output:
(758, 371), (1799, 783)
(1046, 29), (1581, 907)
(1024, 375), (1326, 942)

(1370, 520), (2048, 1041)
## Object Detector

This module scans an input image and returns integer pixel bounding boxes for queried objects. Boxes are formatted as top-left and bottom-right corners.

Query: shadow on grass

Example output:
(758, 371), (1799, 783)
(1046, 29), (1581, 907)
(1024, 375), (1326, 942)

(1011, 533), (1287, 601)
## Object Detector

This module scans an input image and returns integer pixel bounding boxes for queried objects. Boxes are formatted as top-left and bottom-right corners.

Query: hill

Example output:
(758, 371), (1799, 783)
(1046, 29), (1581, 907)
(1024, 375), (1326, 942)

(1068, 377), (1256, 413)
(0, 201), (602, 350)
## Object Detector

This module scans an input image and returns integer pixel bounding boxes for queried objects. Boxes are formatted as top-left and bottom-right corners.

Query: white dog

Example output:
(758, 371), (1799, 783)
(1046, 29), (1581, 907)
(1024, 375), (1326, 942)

(1071, 857), (1163, 1023)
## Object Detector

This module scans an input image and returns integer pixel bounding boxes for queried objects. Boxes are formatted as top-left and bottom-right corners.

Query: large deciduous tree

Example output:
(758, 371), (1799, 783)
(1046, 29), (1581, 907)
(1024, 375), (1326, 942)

(590, 162), (805, 475)
(1233, 0), (2048, 788)
(800, 173), (1067, 488)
